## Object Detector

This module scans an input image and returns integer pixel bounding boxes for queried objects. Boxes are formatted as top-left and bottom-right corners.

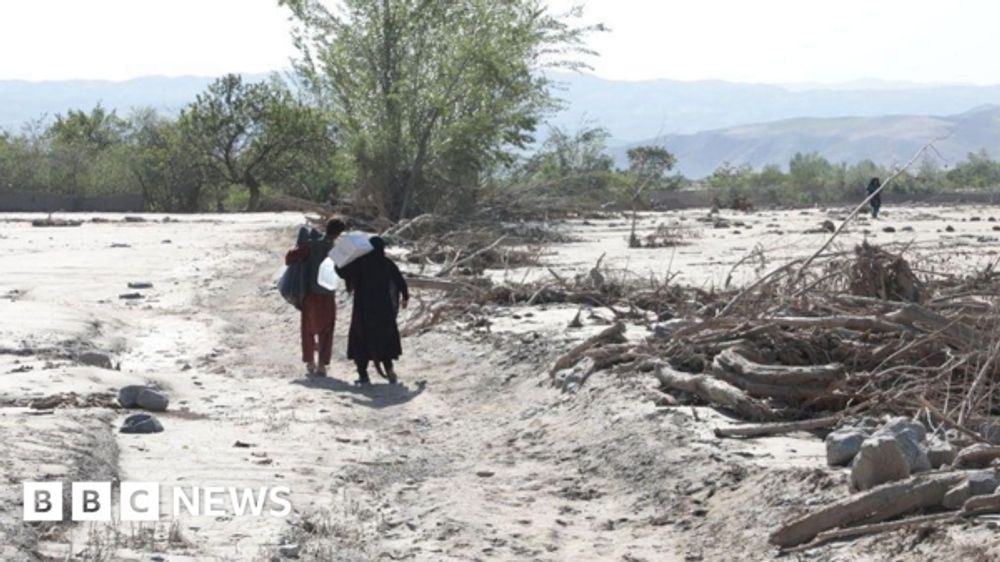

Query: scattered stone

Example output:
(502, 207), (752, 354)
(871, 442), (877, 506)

(874, 417), (930, 473)
(124, 216), (146, 223)
(277, 543), (300, 559)
(120, 413), (163, 434)
(821, 220), (836, 233)
(879, 417), (927, 443)
(955, 443), (997, 469)
(901, 226), (914, 232)
(980, 422), (1000, 445)
(234, 441), (255, 448)
(927, 438), (958, 469)
(882, 226), (896, 233)
(971, 217), (982, 222)
(110, 242), (132, 248)
(990, 217), (997, 222)
(850, 435), (911, 491)
(128, 282), (153, 290)
(118, 385), (169, 412)
(945, 225), (956, 232)
(78, 351), (113, 370)
(825, 427), (867, 467)
(476, 470), (496, 478)
(162, 239), (173, 244)
(31, 218), (82, 228)
(119, 292), (144, 300)
(943, 470), (1000, 509)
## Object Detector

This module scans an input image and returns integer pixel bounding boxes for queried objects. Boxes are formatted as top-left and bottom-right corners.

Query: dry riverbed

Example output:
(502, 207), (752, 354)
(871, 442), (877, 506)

(2, 206), (1000, 561)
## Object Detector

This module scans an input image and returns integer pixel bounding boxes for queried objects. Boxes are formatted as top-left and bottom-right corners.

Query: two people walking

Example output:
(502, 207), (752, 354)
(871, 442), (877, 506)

(285, 218), (408, 386)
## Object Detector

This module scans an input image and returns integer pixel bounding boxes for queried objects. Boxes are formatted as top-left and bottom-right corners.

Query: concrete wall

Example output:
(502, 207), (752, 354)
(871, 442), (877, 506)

(0, 190), (144, 212)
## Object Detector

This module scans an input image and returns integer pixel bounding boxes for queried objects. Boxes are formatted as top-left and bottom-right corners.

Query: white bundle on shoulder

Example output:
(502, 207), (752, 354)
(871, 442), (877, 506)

(328, 231), (374, 267)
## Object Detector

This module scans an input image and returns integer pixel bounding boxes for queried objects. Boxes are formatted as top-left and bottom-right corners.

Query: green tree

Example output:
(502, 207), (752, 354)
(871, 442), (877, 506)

(281, 0), (601, 219)
(46, 105), (131, 195)
(516, 126), (616, 199)
(128, 109), (216, 212)
(179, 74), (335, 211)
(788, 152), (835, 203)
(625, 145), (676, 246)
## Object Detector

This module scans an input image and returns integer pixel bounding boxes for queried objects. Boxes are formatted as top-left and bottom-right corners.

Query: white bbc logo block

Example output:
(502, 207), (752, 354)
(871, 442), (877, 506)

(23, 482), (63, 521)
(72, 482), (112, 521)
(120, 482), (160, 521)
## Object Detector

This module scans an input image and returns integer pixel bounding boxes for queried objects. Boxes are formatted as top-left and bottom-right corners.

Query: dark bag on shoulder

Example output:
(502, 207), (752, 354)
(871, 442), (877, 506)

(278, 226), (319, 310)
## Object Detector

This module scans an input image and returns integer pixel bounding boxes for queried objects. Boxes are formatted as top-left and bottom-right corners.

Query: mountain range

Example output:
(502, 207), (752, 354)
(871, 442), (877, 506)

(3, 72), (1000, 177)
(614, 106), (1000, 178)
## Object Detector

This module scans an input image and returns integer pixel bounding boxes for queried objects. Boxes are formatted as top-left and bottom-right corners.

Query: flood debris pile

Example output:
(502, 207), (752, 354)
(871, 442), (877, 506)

(386, 209), (1000, 551)
(526, 240), (1000, 551)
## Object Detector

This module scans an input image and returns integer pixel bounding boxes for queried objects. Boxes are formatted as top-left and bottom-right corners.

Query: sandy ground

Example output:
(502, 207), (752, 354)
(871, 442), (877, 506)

(2, 207), (999, 561)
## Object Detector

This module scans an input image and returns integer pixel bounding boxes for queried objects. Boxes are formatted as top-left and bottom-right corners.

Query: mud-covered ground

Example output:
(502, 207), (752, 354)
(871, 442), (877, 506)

(2, 207), (1000, 561)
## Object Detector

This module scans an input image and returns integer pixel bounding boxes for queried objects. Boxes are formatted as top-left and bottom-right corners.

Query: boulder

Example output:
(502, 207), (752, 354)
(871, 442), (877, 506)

(979, 422), (1000, 445)
(943, 470), (1000, 509)
(78, 351), (113, 370)
(120, 413), (163, 434)
(955, 443), (997, 469)
(118, 385), (169, 412)
(873, 417), (930, 473)
(850, 435), (911, 491)
(927, 438), (958, 469)
(136, 388), (169, 412)
(879, 417), (927, 442)
(825, 428), (867, 467)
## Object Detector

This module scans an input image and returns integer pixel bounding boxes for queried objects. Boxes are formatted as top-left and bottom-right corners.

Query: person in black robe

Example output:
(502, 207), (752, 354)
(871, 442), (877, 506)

(336, 236), (409, 386)
(866, 177), (882, 219)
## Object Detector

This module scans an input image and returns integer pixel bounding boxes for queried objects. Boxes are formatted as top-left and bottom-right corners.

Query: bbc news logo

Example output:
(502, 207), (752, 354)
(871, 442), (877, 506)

(23, 482), (292, 522)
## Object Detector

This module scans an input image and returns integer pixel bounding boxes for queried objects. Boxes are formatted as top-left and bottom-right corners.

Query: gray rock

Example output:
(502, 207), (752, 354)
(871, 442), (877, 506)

(118, 385), (169, 412)
(136, 388), (169, 412)
(955, 443), (996, 469)
(120, 413), (163, 434)
(943, 481), (972, 510)
(118, 385), (143, 407)
(927, 438), (958, 469)
(78, 351), (113, 370)
(943, 470), (1000, 509)
(873, 417), (930, 473)
(278, 543), (300, 559)
(979, 422), (1000, 445)
(879, 417), (927, 443)
(850, 435), (911, 491)
(826, 428), (867, 467)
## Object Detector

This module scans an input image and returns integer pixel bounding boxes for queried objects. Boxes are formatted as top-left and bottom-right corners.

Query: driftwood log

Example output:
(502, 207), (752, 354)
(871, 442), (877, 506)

(786, 512), (956, 552)
(770, 472), (967, 548)
(548, 322), (626, 378)
(653, 362), (779, 422)
(714, 415), (841, 439)
(711, 347), (844, 403)
(963, 493), (1000, 516)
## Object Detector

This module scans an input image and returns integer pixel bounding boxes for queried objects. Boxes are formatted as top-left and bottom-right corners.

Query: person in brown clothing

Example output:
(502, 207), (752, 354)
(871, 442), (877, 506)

(285, 218), (346, 376)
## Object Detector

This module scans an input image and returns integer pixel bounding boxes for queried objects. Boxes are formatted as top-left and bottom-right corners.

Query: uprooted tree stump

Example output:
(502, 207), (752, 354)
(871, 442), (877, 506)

(848, 242), (923, 303)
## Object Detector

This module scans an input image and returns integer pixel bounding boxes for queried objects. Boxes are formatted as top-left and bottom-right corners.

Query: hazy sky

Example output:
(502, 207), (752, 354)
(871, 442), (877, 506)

(0, 0), (996, 84)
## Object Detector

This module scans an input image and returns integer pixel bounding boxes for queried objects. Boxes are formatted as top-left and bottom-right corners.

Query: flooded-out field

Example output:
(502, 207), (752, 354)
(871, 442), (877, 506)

(1, 206), (998, 561)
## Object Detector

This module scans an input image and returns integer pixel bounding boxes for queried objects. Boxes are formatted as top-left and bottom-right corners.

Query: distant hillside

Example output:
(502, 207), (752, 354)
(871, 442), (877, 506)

(614, 106), (1000, 178)
(546, 72), (1000, 142)
(0, 74), (269, 131)
(9, 72), (1000, 142)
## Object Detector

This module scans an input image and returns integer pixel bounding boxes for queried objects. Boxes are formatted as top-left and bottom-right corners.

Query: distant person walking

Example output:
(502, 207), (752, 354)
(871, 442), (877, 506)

(336, 236), (409, 386)
(866, 177), (882, 219)
(285, 218), (346, 376)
